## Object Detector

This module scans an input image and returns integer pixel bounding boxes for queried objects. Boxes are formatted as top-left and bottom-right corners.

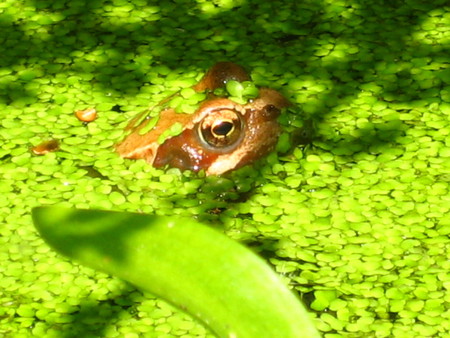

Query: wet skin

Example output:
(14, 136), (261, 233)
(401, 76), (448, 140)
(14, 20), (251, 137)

(116, 62), (290, 175)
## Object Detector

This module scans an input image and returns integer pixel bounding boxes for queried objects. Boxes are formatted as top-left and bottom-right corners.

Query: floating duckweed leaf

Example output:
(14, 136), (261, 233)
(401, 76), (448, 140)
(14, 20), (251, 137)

(276, 132), (292, 153)
(187, 92), (207, 104)
(225, 80), (259, 104)
(32, 207), (320, 338)
(157, 122), (184, 144)
(179, 103), (198, 114)
(241, 81), (259, 99)
(168, 96), (184, 110)
(228, 96), (248, 105)
(180, 87), (197, 99)
(212, 87), (227, 96)
(167, 93), (203, 114)
(225, 80), (244, 98)
(138, 115), (160, 135)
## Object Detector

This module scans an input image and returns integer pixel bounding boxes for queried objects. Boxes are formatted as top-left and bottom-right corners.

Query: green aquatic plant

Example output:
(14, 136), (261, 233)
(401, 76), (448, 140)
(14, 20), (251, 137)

(225, 80), (260, 104)
(32, 206), (320, 338)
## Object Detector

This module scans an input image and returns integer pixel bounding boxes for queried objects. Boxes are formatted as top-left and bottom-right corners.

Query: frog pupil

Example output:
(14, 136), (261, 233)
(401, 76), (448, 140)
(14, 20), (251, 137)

(212, 121), (234, 137)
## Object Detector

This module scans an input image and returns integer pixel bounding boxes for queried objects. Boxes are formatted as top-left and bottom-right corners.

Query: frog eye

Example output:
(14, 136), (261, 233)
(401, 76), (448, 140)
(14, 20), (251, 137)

(198, 109), (244, 149)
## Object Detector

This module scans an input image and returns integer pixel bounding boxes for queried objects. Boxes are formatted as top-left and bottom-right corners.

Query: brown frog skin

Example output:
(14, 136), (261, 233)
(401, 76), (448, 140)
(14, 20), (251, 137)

(116, 62), (290, 175)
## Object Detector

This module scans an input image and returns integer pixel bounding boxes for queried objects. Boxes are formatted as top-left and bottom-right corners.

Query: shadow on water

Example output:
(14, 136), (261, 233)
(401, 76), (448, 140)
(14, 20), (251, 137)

(1, 0), (447, 149)
(56, 291), (135, 338)
(2, 0), (448, 114)
(0, 0), (447, 173)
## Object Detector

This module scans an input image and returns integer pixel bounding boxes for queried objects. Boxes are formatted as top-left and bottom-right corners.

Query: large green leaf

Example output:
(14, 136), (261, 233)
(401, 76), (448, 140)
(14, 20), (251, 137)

(32, 206), (320, 338)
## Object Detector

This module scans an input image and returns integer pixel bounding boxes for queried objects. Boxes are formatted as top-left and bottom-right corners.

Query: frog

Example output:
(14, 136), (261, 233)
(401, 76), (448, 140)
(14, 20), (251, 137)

(116, 62), (292, 176)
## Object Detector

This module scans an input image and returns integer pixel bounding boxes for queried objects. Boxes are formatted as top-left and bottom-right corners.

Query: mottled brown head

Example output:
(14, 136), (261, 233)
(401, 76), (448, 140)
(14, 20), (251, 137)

(116, 62), (290, 175)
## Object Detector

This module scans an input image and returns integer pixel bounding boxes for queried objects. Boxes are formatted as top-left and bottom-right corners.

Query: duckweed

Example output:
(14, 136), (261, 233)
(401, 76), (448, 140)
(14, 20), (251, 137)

(157, 122), (183, 144)
(1, 0), (449, 336)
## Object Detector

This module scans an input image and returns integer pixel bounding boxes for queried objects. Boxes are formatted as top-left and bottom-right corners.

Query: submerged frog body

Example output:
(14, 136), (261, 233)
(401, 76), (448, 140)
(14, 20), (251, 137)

(116, 62), (290, 175)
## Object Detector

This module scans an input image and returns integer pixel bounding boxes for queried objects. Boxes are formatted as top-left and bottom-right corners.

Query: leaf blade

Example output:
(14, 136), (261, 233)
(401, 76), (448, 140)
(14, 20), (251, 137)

(32, 206), (320, 338)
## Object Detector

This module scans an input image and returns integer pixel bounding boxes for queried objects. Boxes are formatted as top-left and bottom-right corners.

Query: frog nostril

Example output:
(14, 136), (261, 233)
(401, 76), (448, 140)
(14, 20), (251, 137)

(261, 104), (280, 120)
